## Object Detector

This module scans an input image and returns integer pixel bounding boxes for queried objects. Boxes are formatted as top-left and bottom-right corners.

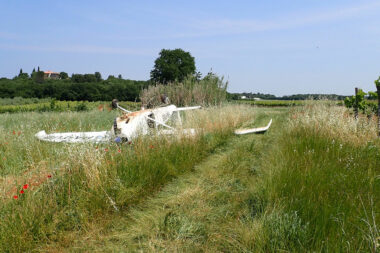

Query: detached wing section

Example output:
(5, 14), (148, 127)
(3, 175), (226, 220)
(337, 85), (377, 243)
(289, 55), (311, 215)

(173, 106), (201, 111)
(234, 119), (272, 135)
(35, 130), (112, 143)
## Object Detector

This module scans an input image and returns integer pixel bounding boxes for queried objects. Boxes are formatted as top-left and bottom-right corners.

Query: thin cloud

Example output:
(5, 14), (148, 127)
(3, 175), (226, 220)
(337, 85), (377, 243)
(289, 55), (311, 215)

(106, 1), (380, 40)
(186, 1), (380, 36)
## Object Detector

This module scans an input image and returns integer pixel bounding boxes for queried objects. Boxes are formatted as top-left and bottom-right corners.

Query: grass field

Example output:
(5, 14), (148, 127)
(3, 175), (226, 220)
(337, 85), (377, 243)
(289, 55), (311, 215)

(0, 102), (379, 252)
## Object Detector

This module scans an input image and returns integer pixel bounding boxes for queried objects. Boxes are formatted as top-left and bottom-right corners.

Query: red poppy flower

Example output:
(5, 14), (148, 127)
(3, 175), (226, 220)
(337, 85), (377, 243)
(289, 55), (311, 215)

(13, 195), (18, 199)
(149, 145), (154, 149)
(20, 190), (24, 194)
(104, 148), (108, 152)
(23, 184), (28, 189)
(47, 174), (52, 178)
(118, 149), (121, 153)
(12, 130), (16, 135)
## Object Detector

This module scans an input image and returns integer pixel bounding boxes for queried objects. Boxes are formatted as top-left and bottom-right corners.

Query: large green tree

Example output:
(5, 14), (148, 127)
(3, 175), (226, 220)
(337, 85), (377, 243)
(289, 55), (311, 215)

(150, 48), (196, 84)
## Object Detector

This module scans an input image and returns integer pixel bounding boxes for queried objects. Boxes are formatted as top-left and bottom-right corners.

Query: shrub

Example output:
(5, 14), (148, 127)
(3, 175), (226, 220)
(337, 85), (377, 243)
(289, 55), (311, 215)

(140, 74), (227, 107)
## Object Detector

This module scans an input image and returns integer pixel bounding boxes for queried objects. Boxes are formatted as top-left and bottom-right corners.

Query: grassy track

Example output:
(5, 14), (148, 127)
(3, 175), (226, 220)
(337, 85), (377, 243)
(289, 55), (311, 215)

(44, 108), (287, 252)
(56, 104), (378, 252)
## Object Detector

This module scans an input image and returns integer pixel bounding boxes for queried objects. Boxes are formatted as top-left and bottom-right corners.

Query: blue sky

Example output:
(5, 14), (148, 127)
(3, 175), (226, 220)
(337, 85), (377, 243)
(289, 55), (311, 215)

(1, 0), (380, 96)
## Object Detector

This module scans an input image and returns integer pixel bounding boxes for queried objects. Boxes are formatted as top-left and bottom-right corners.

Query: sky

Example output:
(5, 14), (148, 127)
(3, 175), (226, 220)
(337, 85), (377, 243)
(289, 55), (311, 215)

(1, 0), (380, 96)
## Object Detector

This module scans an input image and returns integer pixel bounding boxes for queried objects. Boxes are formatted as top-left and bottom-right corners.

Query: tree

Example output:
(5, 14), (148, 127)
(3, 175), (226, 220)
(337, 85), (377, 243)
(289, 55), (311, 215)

(118, 74), (122, 79)
(18, 73), (29, 79)
(71, 74), (84, 83)
(83, 74), (96, 82)
(368, 91), (378, 100)
(59, 72), (68, 79)
(150, 48), (196, 84)
(95, 72), (102, 82)
(18, 68), (29, 79)
(375, 77), (380, 136)
(33, 71), (44, 83)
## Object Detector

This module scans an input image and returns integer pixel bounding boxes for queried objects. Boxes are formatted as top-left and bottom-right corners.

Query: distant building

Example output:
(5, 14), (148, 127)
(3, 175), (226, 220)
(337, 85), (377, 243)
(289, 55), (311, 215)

(240, 96), (247, 99)
(253, 97), (261, 101)
(44, 70), (60, 79)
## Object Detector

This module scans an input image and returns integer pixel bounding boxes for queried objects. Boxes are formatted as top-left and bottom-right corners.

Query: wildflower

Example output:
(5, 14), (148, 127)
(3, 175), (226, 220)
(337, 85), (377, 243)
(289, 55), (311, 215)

(12, 130), (16, 135)
(13, 195), (18, 199)
(128, 141), (132, 145)
(20, 190), (24, 194)
(23, 184), (28, 189)
(149, 145), (154, 149)
(104, 148), (109, 152)
(118, 149), (121, 153)
(17, 131), (21, 136)
(96, 146), (98, 150)
(47, 174), (52, 178)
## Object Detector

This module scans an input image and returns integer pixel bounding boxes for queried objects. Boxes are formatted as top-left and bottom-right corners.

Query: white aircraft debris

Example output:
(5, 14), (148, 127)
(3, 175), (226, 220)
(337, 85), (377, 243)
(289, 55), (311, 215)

(35, 100), (272, 143)
(234, 119), (272, 135)
(35, 102), (201, 143)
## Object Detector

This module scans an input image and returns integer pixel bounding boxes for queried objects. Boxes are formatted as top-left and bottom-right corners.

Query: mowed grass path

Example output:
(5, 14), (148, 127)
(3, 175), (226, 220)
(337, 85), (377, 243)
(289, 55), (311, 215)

(51, 104), (379, 252)
(45, 108), (287, 252)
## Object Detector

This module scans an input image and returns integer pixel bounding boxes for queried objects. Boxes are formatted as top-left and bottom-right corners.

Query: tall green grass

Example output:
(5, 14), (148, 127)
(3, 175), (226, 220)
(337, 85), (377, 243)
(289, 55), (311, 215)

(255, 103), (379, 252)
(0, 104), (253, 252)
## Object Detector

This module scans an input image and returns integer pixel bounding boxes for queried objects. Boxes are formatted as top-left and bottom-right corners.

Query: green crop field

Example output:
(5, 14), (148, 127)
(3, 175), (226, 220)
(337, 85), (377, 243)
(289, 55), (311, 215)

(0, 102), (378, 252)
(0, 98), (140, 114)
(237, 99), (305, 107)
(237, 99), (348, 107)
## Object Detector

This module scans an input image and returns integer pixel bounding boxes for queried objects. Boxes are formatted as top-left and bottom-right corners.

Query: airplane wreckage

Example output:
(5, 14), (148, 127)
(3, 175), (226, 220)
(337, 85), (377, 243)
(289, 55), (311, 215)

(35, 99), (272, 144)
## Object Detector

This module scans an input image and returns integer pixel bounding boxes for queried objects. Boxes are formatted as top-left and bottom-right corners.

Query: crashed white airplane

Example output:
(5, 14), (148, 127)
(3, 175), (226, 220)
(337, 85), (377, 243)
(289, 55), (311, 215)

(35, 102), (200, 143)
(35, 101), (272, 143)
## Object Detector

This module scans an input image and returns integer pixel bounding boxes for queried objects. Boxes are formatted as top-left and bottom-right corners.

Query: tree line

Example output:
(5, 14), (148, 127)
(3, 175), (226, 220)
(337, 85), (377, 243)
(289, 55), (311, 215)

(228, 92), (349, 100)
(0, 73), (149, 101)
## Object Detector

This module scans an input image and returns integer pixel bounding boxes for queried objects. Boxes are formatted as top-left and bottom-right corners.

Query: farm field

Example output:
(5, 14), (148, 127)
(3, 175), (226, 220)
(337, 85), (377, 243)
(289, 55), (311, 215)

(237, 99), (306, 107)
(0, 97), (140, 113)
(0, 103), (379, 252)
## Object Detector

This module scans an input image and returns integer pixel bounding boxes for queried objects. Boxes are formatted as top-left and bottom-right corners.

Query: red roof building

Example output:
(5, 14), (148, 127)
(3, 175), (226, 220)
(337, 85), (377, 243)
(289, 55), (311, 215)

(44, 70), (60, 79)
